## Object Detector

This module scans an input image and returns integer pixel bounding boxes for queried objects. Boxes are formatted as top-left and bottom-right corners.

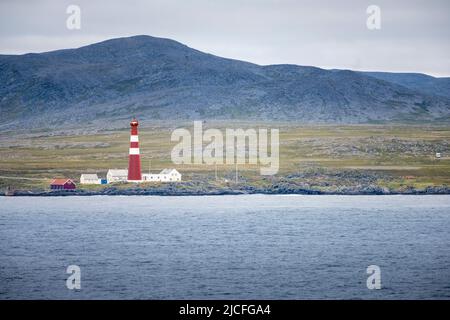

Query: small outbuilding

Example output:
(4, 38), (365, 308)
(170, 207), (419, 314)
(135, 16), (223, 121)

(159, 168), (182, 182)
(80, 174), (100, 184)
(50, 179), (76, 190)
(107, 169), (128, 183)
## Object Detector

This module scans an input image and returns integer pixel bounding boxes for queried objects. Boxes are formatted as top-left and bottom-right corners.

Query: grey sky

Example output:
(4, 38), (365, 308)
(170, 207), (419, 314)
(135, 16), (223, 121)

(0, 0), (449, 76)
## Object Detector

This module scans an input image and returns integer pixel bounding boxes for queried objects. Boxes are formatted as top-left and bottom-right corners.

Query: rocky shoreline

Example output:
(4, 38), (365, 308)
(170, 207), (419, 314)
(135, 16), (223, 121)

(4, 184), (450, 196)
(3, 169), (450, 196)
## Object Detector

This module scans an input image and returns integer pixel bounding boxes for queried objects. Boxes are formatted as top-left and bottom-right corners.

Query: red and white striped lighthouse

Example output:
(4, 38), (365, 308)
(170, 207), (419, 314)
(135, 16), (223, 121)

(127, 118), (142, 182)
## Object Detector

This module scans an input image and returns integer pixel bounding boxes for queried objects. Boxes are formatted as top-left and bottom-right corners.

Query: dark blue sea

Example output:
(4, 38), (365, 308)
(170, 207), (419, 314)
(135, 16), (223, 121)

(0, 195), (449, 299)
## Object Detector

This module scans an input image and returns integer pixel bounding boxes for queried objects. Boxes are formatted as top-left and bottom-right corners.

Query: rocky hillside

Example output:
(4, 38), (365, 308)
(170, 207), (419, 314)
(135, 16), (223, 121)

(360, 71), (450, 99)
(0, 35), (449, 130)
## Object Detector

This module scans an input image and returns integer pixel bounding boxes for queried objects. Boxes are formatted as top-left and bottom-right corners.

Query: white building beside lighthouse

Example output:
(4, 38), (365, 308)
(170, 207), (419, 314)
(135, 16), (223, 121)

(80, 174), (101, 184)
(142, 169), (181, 182)
(159, 169), (182, 182)
(107, 169), (128, 183)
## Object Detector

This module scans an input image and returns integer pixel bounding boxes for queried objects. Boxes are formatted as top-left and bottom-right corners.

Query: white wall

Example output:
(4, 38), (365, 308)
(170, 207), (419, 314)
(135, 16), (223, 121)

(80, 176), (100, 184)
(107, 173), (128, 183)
(142, 171), (181, 182)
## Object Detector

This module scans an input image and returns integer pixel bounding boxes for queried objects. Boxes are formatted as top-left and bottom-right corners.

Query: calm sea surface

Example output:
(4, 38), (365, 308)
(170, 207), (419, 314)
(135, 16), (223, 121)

(0, 195), (449, 299)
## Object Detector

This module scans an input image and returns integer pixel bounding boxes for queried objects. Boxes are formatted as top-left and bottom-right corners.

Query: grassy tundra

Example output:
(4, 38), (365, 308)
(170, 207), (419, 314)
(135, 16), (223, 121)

(0, 122), (449, 193)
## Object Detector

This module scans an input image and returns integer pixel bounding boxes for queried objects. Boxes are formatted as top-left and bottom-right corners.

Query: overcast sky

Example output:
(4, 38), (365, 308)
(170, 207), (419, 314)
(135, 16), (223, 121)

(0, 0), (449, 77)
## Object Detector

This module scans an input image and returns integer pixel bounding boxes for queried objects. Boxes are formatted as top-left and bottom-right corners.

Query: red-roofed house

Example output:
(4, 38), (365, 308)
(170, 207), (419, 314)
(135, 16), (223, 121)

(50, 179), (76, 190)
